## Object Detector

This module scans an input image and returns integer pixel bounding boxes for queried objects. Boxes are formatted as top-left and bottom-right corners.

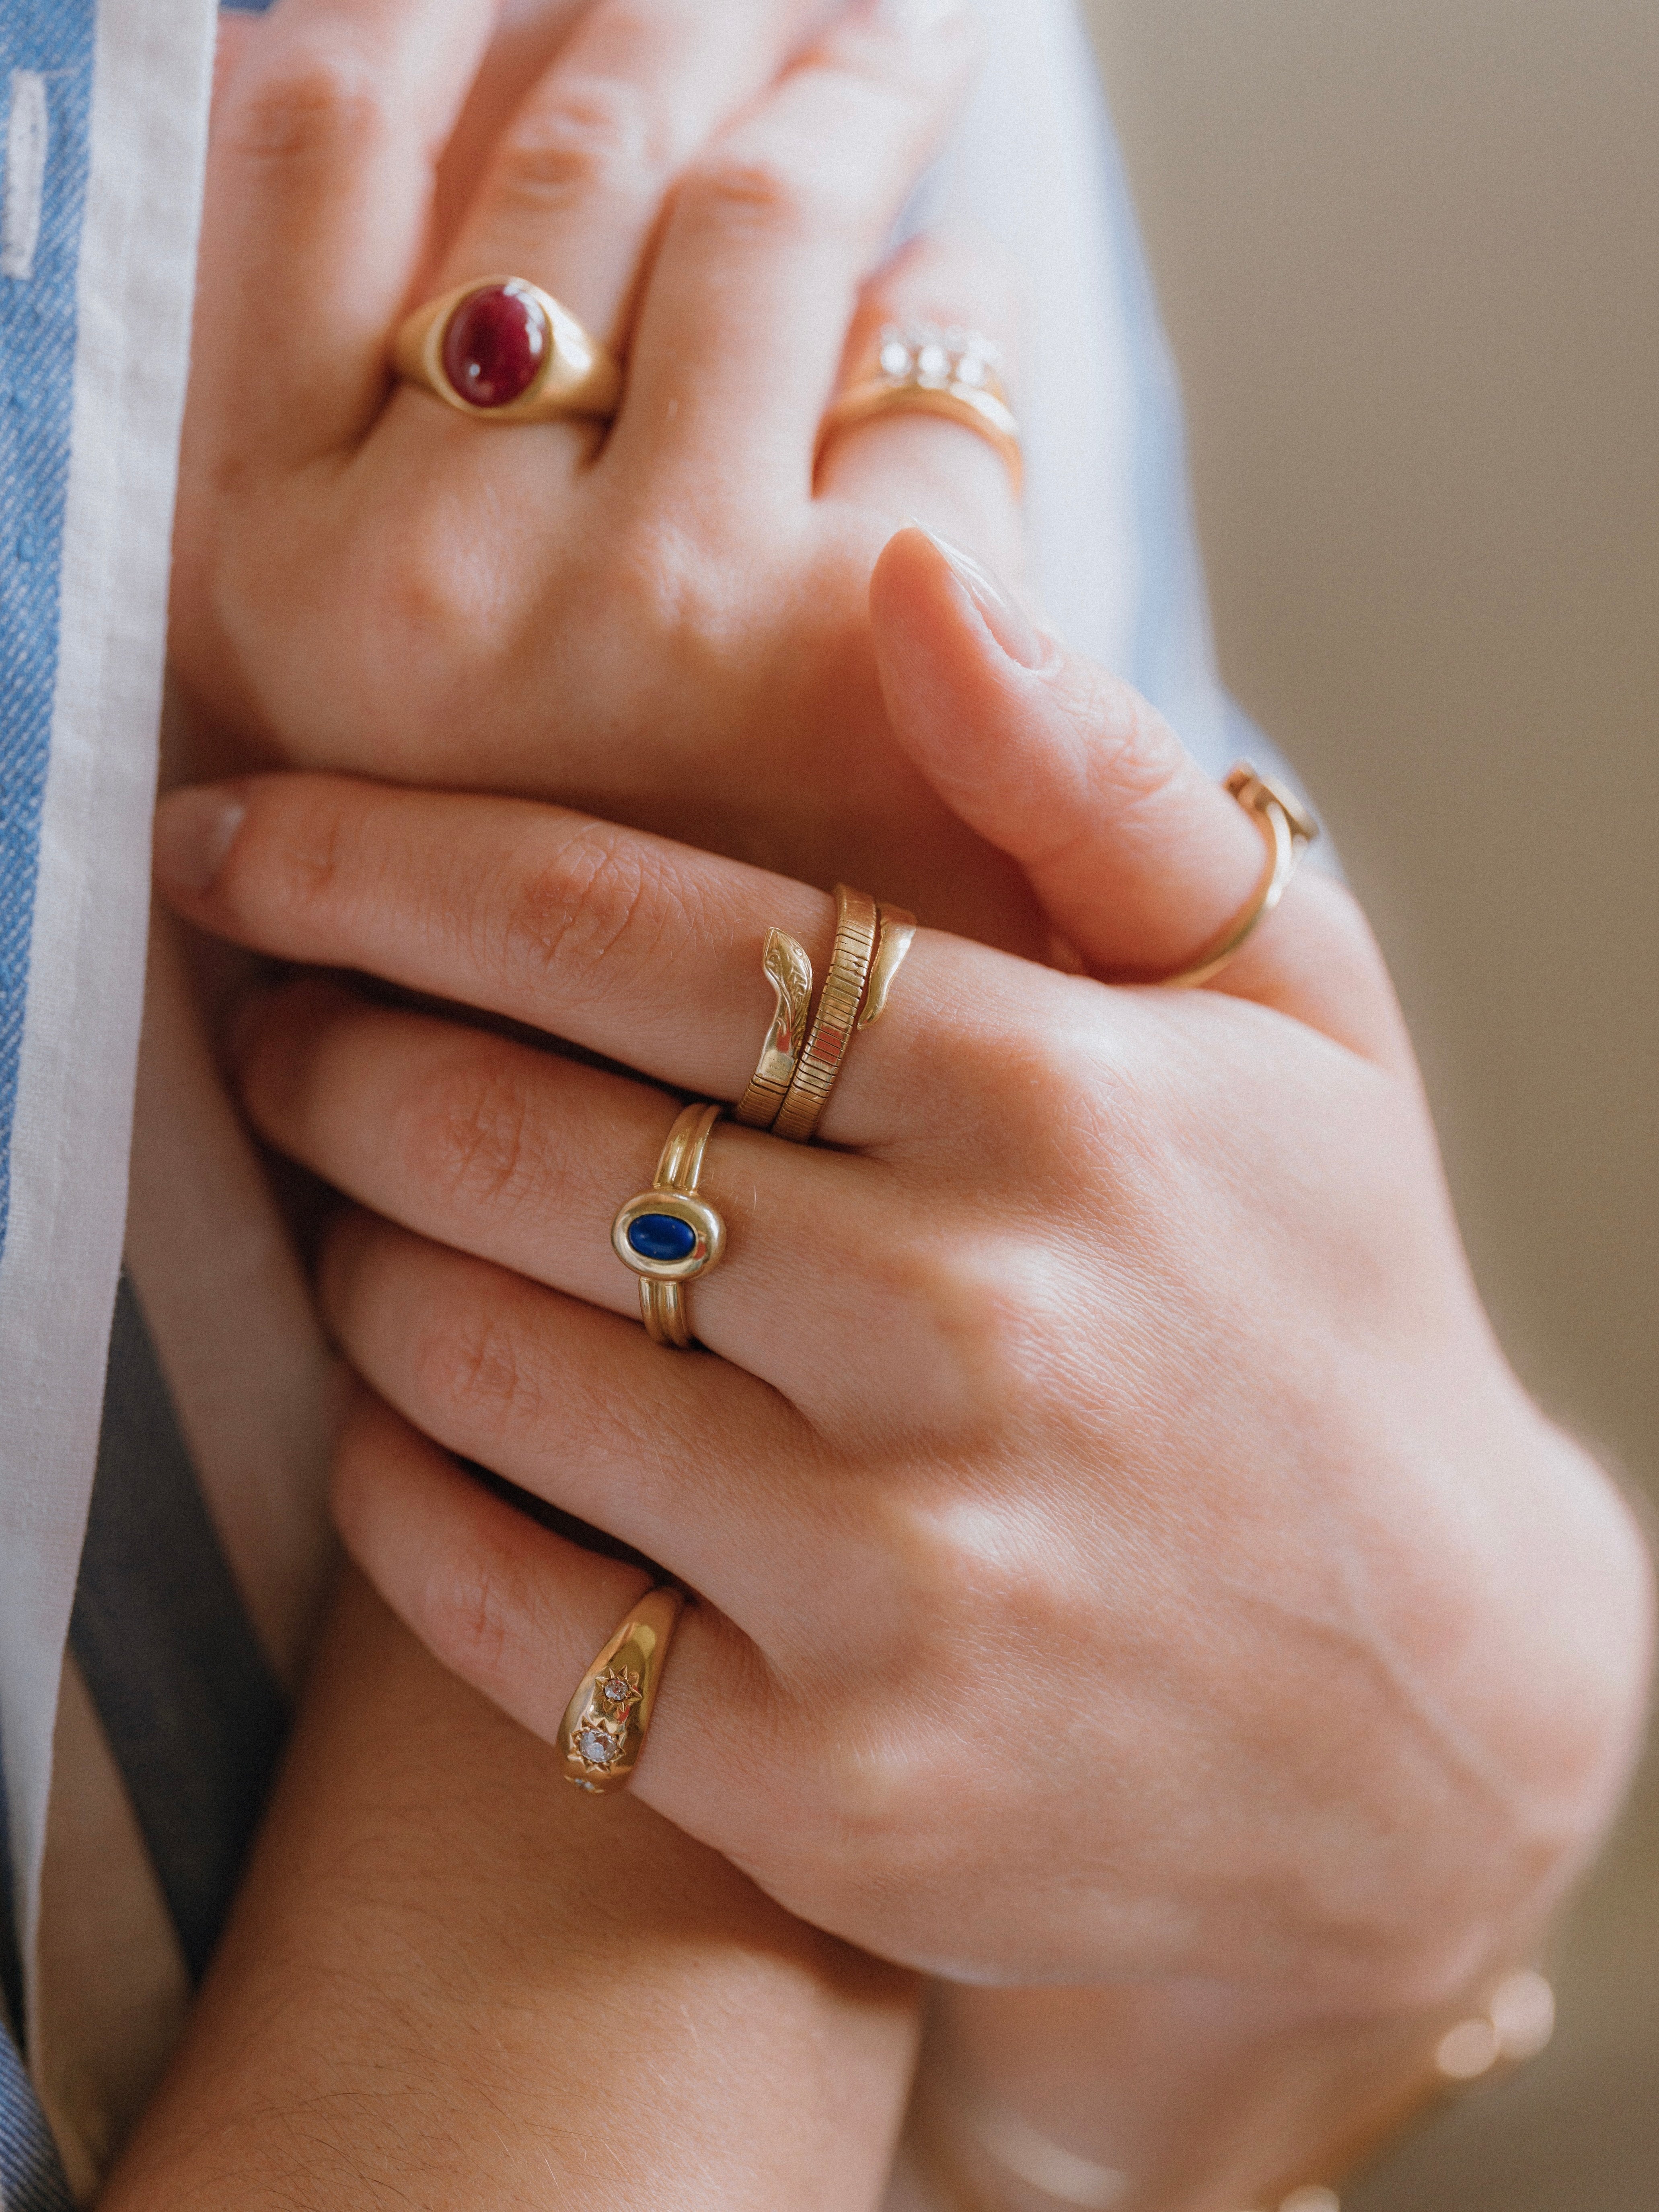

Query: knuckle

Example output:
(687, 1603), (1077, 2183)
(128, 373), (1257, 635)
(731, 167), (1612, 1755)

(678, 150), (833, 247)
(377, 512), (501, 650)
(399, 1050), (538, 1216)
(409, 1298), (534, 1447)
(491, 821), (690, 1014)
(417, 1544), (517, 1688)
(225, 35), (391, 166)
(238, 784), (357, 937)
(491, 75), (666, 213)
(1058, 666), (1189, 822)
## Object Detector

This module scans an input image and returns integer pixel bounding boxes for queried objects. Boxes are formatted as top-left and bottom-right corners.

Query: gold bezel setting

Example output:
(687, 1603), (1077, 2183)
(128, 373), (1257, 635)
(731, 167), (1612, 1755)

(611, 1188), (726, 1283)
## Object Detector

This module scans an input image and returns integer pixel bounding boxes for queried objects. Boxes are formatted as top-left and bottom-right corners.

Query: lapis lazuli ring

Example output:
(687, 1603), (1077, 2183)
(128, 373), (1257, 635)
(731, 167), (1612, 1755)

(611, 1102), (727, 1349)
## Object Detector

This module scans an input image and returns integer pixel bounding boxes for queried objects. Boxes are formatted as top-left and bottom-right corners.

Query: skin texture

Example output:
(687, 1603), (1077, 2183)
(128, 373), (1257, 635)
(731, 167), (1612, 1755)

(154, 0), (1655, 2200)
(151, 545), (1652, 2006)
(101, 1570), (918, 2212)
(176, 0), (1042, 943)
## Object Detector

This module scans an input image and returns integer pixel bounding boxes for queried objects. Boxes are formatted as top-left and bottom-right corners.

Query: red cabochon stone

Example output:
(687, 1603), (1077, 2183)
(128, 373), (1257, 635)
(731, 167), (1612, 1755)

(441, 283), (548, 409)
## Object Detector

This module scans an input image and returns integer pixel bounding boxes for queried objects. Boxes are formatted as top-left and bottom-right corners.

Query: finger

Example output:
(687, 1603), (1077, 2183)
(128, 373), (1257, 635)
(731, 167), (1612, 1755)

(235, 978), (974, 1420)
(197, 0), (498, 463)
(332, 1386), (783, 1839)
(321, 1211), (814, 1596)
(329, 1386), (754, 1817)
(615, 0), (981, 500)
(869, 526), (1412, 1063)
(211, 8), (261, 111)
(817, 230), (1024, 574)
(434, 0), (833, 347)
(153, 773), (1021, 1147)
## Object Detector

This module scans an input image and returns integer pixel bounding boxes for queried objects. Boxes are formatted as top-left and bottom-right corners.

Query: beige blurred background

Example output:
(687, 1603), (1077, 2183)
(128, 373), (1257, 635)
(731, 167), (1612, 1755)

(1077, 1), (1659, 2204)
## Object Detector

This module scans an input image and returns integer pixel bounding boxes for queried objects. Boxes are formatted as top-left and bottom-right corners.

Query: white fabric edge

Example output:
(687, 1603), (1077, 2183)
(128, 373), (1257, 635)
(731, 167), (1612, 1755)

(0, 0), (216, 2037)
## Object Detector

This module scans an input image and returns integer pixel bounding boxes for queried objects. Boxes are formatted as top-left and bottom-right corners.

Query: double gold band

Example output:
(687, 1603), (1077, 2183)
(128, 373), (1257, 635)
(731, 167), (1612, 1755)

(1162, 765), (1321, 989)
(559, 1585), (684, 1793)
(737, 890), (915, 1146)
(611, 1102), (726, 1347)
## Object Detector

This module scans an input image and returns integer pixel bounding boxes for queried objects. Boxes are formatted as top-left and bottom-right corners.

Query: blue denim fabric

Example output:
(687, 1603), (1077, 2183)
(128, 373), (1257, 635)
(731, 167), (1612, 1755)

(0, 2022), (69, 2212)
(0, 2), (95, 1265)
(0, 1722), (68, 2211)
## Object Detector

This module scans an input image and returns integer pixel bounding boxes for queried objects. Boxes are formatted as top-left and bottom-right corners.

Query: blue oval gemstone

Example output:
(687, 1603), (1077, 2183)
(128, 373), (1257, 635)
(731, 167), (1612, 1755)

(627, 1212), (697, 1265)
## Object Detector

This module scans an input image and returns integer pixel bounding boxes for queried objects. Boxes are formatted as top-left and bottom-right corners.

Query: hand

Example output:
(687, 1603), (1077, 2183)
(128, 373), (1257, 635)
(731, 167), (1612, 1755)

(105, 1572), (916, 2211)
(177, 0), (1045, 947)
(152, 533), (1651, 1996)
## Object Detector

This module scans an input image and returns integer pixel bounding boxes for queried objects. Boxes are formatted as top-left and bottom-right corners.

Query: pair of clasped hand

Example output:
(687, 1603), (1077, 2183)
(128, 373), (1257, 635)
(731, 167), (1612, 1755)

(135, 0), (1651, 2202)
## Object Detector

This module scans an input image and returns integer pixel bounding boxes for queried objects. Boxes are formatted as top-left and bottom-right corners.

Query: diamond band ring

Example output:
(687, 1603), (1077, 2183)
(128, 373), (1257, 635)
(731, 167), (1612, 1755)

(819, 324), (1022, 491)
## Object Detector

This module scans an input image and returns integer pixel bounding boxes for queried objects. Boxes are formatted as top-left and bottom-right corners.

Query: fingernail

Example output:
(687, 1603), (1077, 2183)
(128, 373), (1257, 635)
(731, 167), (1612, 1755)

(153, 785), (247, 895)
(917, 526), (1048, 669)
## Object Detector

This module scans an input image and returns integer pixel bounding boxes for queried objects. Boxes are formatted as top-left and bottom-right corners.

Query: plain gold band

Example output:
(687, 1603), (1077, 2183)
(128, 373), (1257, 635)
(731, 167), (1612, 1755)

(819, 378), (1023, 494)
(559, 1585), (685, 1794)
(393, 275), (623, 423)
(1161, 765), (1321, 990)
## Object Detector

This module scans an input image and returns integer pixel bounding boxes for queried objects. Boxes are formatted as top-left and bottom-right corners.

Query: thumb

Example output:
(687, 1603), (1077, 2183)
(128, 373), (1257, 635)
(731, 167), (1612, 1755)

(869, 526), (1404, 1059)
(871, 526), (1274, 977)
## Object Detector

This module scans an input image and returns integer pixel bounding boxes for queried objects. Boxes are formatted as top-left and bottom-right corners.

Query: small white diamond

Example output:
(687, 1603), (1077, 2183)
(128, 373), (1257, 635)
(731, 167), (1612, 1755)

(917, 342), (950, 382)
(879, 339), (911, 378)
(956, 355), (987, 387)
(577, 1728), (618, 1766)
(603, 1678), (629, 1705)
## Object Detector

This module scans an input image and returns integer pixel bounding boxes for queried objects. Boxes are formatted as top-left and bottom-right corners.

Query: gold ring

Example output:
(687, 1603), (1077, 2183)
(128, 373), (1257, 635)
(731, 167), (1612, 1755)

(735, 927), (815, 1129)
(393, 276), (622, 423)
(819, 325), (1022, 494)
(559, 1584), (684, 1793)
(612, 1102), (726, 1347)
(1161, 765), (1321, 989)
(771, 892), (914, 1145)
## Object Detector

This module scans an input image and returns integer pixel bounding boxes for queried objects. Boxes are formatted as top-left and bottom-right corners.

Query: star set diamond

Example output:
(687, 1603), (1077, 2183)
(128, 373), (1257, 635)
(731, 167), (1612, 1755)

(568, 1669), (644, 1784)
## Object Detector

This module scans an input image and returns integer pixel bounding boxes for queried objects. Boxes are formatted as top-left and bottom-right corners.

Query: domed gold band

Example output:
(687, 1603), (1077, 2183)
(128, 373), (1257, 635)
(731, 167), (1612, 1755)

(559, 1585), (685, 1794)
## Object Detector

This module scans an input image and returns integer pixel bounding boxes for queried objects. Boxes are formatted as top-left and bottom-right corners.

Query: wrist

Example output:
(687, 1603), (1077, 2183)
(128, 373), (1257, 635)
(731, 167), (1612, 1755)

(907, 1965), (1556, 2212)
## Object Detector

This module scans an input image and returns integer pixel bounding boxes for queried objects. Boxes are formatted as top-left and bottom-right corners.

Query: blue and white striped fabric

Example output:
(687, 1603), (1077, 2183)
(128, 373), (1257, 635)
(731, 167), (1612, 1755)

(0, 0), (215, 2193)
(1, 1725), (66, 2211)
(0, 0), (1286, 2196)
